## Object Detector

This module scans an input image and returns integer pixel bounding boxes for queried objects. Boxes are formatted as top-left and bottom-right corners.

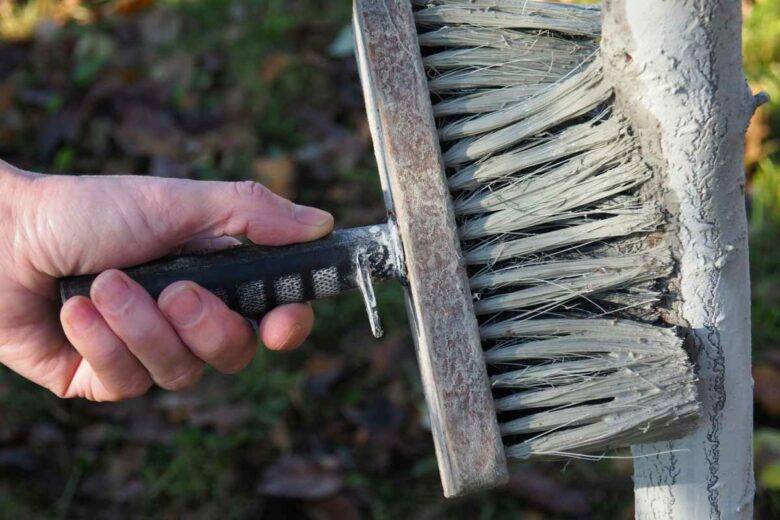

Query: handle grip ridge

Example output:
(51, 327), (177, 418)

(59, 224), (400, 317)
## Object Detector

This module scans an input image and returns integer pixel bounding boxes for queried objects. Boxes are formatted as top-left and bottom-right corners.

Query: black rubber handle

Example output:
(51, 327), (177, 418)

(59, 225), (398, 317)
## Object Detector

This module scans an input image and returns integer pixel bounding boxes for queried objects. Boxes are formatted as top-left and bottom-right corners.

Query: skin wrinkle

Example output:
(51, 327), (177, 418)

(218, 181), (269, 239)
(138, 179), (208, 247)
(117, 185), (174, 259)
(3, 176), (41, 288)
(19, 176), (90, 278)
(61, 355), (85, 398)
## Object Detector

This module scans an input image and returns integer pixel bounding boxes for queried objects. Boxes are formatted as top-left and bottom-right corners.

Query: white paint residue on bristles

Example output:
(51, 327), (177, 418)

(414, 0), (700, 461)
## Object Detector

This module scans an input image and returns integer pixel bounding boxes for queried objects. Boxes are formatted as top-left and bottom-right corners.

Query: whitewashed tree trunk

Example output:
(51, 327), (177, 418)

(602, 1), (757, 518)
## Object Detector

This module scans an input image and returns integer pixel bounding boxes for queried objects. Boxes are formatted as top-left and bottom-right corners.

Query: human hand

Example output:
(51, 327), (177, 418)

(0, 160), (333, 401)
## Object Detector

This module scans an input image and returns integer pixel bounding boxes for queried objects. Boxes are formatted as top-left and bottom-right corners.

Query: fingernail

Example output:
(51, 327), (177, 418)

(161, 286), (204, 327)
(293, 204), (333, 227)
(93, 271), (132, 313)
(269, 323), (304, 351)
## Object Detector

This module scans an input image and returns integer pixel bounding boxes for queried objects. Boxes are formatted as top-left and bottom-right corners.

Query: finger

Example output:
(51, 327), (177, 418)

(90, 269), (204, 390)
(180, 236), (242, 253)
(71, 177), (332, 268)
(61, 296), (153, 400)
(158, 282), (258, 373)
(258, 303), (314, 351)
(177, 180), (335, 245)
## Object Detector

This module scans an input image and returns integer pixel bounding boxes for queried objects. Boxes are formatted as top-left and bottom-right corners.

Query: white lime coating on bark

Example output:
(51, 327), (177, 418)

(602, 1), (755, 518)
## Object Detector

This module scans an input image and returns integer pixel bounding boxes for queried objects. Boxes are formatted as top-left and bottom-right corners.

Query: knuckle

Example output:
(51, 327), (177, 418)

(89, 344), (127, 370)
(232, 181), (270, 203)
(219, 346), (256, 374)
(121, 319), (167, 347)
(122, 381), (152, 400)
(107, 377), (152, 402)
(159, 363), (204, 391)
(117, 328), (145, 346)
(195, 327), (232, 360)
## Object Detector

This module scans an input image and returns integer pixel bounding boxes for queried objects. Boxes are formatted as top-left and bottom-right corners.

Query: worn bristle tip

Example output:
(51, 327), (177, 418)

(415, 0), (700, 460)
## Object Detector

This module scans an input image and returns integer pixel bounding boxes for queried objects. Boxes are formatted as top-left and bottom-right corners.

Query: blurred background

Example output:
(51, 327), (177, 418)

(0, 0), (777, 518)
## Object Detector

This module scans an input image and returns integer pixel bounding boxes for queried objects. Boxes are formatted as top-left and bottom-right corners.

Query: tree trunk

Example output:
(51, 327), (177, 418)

(601, 1), (756, 518)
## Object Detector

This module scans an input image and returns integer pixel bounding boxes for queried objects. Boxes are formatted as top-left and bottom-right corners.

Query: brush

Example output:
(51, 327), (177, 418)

(59, 0), (701, 497)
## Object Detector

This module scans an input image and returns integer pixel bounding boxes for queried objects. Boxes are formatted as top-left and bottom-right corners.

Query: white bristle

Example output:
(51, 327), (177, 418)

(439, 58), (602, 142)
(469, 248), (671, 291)
(443, 62), (611, 164)
(448, 116), (624, 190)
(424, 47), (590, 74)
(416, 0), (699, 460)
(417, 26), (596, 53)
(453, 139), (638, 215)
(471, 249), (670, 315)
(458, 158), (649, 240)
(464, 207), (661, 264)
(432, 83), (546, 116)
(413, 0), (602, 37)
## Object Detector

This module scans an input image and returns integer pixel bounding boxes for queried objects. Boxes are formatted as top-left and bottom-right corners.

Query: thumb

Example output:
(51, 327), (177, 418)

(31, 175), (334, 276)
(151, 178), (335, 246)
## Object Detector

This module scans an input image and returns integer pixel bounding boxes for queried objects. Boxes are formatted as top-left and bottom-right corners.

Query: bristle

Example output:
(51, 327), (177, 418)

(448, 116), (624, 190)
(415, 0), (699, 460)
(413, 0), (601, 37)
(470, 248), (670, 316)
(443, 61), (610, 165)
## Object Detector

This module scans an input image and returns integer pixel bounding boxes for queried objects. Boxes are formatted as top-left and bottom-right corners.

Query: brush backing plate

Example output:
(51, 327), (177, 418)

(353, 0), (509, 498)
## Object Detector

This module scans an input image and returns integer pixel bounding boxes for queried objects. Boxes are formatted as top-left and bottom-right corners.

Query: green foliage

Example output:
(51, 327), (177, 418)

(745, 0), (780, 123)
(141, 342), (302, 514)
(233, 346), (303, 437)
(752, 158), (780, 227)
(745, 0), (780, 66)
(72, 31), (115, 86)
(762, 464), (780, 490)
(143, 428), (243, 515)
(159, 0), (350, 92)
(53, 146), (76, 172)
(745, 19), (780, 380)
(746, 1), (780, 362)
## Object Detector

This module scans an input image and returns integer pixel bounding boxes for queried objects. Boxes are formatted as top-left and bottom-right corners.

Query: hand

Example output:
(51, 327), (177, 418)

(0, 160), (333, 401)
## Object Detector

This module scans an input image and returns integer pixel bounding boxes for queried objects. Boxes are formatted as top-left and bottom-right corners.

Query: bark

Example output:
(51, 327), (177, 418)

(601, 1), (756, 518)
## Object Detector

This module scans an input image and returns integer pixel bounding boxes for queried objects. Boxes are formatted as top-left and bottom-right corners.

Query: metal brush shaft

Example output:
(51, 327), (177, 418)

(59, 224), (400, 320)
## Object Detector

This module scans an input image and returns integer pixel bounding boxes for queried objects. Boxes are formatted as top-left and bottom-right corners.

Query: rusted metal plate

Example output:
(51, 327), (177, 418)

(353, 0), (509, 497)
